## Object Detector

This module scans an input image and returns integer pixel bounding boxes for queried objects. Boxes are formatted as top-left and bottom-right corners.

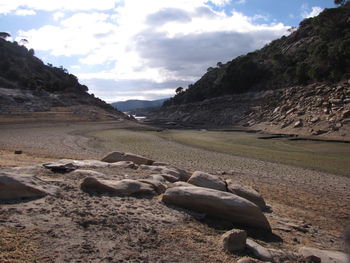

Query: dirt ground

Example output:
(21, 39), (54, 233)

(0, 120), (349, 262)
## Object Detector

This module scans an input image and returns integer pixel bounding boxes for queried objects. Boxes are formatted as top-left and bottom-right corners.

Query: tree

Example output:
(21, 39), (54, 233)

(334, 0), (349, 5)
(0, 32), (11, 39)
(175, 87), (184, 94)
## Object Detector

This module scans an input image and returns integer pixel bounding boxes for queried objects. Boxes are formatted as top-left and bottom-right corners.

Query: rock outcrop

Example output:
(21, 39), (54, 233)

(162, 186), (271, 231)
(188, 171), (227, 192)
(80, 177), (156, 196)
(101, 151), (154, 165)
(0, 172), (57, 201)
(226, 180), (266, 210)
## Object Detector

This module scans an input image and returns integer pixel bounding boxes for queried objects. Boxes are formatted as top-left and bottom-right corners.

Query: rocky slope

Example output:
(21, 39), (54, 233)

(151, 3), (350, 138)
(150, 80), (350, 139)
(0, 38), (126, 122)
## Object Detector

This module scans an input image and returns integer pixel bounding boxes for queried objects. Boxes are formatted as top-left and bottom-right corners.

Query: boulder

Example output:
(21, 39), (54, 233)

(101, 151), (154, 165)
(138, 165), (190, 181)
(43, 159), (111, 172)
(221, 229), (247, 253)
(246, 239), (273, 262)
(81, 177), (156, 196)
(162, 186), (271, 231)
(109, 161), (137, 169)
(0, 173), (57, 201)
(226, 180), (266, 210)
(298, 247), (348, 263)
(138, 179), (167, 194)
(71, 169), (105, 179)
(188, 171), (227, 192)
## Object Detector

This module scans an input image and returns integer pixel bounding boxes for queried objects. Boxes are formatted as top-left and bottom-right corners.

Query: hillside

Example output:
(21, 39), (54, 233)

(164, 3), (350, 106)
(151, 3), (350, 138)
(111, 98), (168, 114)
(0, 37), (126, 122)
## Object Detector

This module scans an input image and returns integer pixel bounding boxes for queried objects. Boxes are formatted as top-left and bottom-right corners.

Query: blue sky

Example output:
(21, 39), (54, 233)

(0, 0), (336, 102)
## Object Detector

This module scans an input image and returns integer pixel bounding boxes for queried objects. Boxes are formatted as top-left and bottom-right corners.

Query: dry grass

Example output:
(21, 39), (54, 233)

(0, 226), (44, 263)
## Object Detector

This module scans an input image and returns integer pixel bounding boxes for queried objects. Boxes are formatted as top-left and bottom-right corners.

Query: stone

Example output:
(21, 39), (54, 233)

(109, 161), (137, 169)
(310, 116), (319, 123)
(71, 169), (105, 179)
(0, 172), (57, 201)
(188, 171), (227, 192)
(147, 174), (168, 183)
(294, 120), (303, 128)
(226, 180), (266, 210)
(81, 177), (156, 196)
(138, 179), (167, 194)
(246, 239), (273, 262)
(14, 150), (22, 154)
(162, 186), (271, 231)
(101, 151), (154, 165)
(221, 229), (247, 252)
(138, 165), (190, 181)
(298, 247), (348, 263)
(342, 110), (350, 119)
(43, 159), (78, 173)
(172, 181), (193, 187)
(237, 258), (260, 263)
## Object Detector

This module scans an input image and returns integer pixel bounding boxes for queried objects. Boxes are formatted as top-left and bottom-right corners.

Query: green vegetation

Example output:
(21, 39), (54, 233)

(157, 130), (350, 177)
(164, 3), (350, 106)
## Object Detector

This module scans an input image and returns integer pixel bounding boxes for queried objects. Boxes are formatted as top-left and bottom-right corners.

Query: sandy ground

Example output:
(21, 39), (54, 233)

(0, 120), (349, 262)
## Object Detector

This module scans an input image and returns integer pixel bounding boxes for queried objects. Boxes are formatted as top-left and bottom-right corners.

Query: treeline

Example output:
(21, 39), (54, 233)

(0, 38), (88, 94)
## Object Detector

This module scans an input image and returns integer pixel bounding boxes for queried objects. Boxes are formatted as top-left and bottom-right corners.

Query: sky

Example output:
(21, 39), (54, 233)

(0, 0), (337, 102)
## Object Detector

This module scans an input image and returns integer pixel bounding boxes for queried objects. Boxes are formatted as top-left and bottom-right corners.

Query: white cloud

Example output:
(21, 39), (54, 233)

(14, 8), (36, 16)
(301, 5), (323, 19)
(14, 0), (289, 101)
(53, 11), (65, 21)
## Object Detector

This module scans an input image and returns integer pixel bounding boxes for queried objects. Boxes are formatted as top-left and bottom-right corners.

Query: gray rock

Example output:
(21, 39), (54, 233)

(101, 151), (154, 165)
(162, 186), (271, 231)
(298, 246), (348, 263)
(138, 179), (167, 194)
(81, 177), (156, 196)
(0, 173), (57, 201)
(246, 239), (273, 262)
(43, 159), (111, 172)
(172, 181), (193, 187)
(226, 180), (266, 210)
(138, 165), (190, 181)
(147, 174), (168, 183)
(221, 229), (247, 252)
(71, 169), (105, 179)
(109, 161), (137, 169)
(188, 171), (227, 192)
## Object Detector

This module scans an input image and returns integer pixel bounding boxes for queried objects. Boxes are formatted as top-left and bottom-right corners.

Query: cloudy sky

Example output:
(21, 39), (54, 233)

(0, 0), (336, 102)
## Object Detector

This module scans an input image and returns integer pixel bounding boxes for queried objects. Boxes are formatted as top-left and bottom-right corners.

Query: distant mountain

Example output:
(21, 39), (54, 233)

(0, 37), (127, 121)
(111, 98), (168, 114)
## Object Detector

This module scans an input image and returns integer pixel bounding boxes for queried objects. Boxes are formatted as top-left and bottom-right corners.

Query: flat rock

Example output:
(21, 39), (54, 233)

(172, 181), (193, 187)
(188, 171), (227, 192)
(43, 159), (111, 172)
(101, 151), (154, 165)
(0, 172), (57, 201)
(162, 186), (271, 231)
(246, 239), (273, 262)
(138, 165), (190, 181)
(81, 177), (156, 196)
(221, 229), (247, 252)
(298, 246), (348, 263)
(226, 180), (266, 210)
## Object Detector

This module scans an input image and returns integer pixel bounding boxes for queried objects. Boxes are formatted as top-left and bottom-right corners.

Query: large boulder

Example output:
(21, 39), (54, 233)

(80, 177), (156, 196)
(221, 229), (247, 253)
(226, 180), (266, 210)
(0, 173), (57, 201)
(298, 247), (348, 263)
(162, 186), (271, 231)
(138, 165), (190, 181)
(101, 151), (154, 165)
(188, 171), (227, 191)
